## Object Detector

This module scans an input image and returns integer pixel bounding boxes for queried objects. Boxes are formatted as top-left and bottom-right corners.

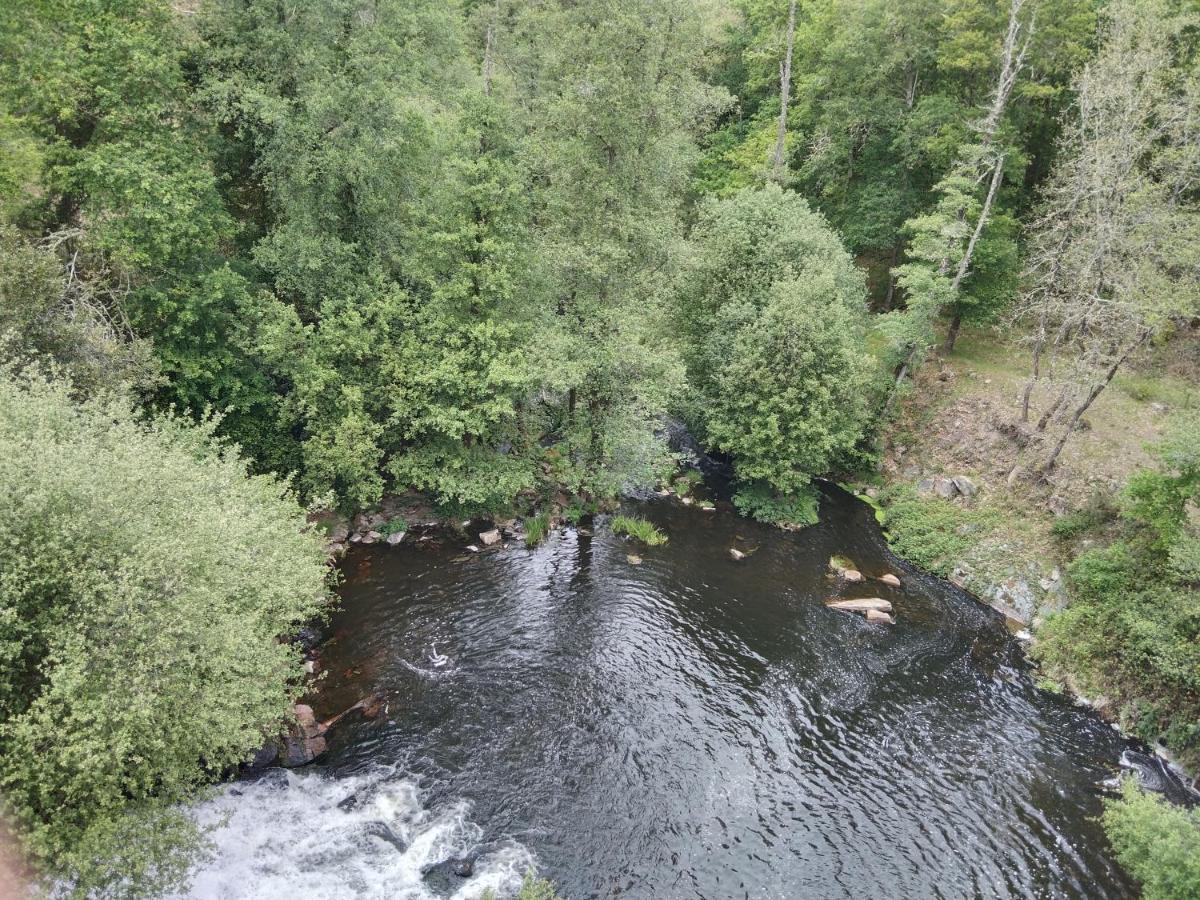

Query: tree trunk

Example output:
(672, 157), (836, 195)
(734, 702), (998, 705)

(770, 0), (797, 182)
(1036, 384), (1070, 432)
(942, 314), (963, 353)
(1041, 330), (1149, 473)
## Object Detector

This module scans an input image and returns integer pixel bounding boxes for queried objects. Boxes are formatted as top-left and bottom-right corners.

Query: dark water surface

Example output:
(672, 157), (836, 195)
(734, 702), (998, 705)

(187, 488), (1138, 899)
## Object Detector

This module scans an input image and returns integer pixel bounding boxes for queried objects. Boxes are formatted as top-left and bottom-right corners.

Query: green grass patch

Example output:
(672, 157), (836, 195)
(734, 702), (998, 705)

(878, 484), (998, 577)
(610, 515), (668, 546)
(379, 516), (408, 536)
(524, 513), (551, 548)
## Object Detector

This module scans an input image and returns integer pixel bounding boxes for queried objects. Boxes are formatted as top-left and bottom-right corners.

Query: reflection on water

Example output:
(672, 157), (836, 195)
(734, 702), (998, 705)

(185, 487), (1136, 899)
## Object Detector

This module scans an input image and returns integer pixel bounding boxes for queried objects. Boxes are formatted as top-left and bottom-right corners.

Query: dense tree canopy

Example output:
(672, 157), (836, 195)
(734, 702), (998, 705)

(2, 0), (1199, 894)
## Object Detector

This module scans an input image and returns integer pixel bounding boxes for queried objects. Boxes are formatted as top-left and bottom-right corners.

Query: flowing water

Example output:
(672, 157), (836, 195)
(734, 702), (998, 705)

(182, 487), (1149, 899)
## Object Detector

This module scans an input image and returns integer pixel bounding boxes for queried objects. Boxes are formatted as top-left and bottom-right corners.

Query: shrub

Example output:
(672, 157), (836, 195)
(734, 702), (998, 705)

(610, 515), (668, 546)
(1103, 780), (1200, 900)
(732, 482), (820, 528)
(0, 369), (330, 895)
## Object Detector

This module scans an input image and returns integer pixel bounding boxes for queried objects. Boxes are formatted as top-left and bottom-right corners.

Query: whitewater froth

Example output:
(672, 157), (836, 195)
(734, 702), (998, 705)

(172, 766), (534, 900)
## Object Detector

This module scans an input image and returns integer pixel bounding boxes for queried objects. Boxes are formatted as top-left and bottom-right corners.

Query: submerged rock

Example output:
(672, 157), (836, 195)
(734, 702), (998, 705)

(826, 598), (893, 614)
(729, 548), (746, 561)
(627, 554), (643, 565)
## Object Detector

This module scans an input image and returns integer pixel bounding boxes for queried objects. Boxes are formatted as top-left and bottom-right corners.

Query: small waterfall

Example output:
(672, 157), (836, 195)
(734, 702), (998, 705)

(172, 767), (534, 899)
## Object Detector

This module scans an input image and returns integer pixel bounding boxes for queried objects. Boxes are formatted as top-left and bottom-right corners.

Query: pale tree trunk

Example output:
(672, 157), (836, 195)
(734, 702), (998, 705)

(770, 0), (797, 182)
(941, 155), (1006, 353)
(1041, 329), (1149, 473)
(482, 0), (500, 95)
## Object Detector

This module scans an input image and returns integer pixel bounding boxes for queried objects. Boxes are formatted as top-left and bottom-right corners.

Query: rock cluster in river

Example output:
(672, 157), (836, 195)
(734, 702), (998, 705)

(825, 556), (903, 624)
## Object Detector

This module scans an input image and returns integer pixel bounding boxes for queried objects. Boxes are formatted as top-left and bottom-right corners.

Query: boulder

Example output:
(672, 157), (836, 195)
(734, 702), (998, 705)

(729, 548), (747, 562)
(349, 532), (364, 543)
(245, 742), (278, 770)
(281, 733), (327, 767)
(952, 475), (978, 497)
(878, 573), (901, 587)
(327, 541), (346, 555)
(826, 597), (893, 614)
(479, 528), (501, 546)
(866, 609), (896, 625)
(933, 477), (958, 500)
(386, 531), (406, 546)
(842, 569), (865, 583)
(294, 703), (318, 730)
(916, 478), (935, 495)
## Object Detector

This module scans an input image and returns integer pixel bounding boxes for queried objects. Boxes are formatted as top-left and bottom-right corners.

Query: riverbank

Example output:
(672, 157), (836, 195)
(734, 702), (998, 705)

(867, 324), (1200, 775)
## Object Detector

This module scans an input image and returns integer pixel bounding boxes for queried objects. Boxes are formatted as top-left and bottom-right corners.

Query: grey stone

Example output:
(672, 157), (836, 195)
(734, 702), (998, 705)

(952, 475), (978, 497)
(386, 531), (406, 545)
(479, 528), (501, 546)
(934, 477), (958, 499)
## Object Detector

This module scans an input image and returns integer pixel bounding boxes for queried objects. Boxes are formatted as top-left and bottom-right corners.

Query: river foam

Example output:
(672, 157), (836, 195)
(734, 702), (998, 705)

(173, 766), (534, 900)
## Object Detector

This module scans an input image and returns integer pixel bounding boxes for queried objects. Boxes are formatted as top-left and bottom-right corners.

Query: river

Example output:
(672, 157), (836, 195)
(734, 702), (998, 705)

(180, 486), (1141, 899)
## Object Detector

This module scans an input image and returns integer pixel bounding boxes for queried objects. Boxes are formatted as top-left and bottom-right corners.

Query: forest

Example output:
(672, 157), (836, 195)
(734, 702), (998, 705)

(0, 0), (1198, 897)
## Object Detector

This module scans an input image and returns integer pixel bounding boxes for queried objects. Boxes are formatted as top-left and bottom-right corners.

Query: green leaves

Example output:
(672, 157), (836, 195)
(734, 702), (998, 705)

(0, 368), (330, 895)
(675, 185), (872, 501)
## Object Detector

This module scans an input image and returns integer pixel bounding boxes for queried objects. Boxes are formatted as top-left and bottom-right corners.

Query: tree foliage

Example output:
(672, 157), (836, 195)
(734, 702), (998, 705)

(1104, 780), (1200, 900)
(675, 185), (872, 504)
(0, 368), (330, 896)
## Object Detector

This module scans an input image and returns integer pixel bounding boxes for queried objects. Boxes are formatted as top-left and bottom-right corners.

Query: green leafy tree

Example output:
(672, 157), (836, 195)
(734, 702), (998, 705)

(498, 0), (730, 497)
(707, 277), (872, 493)
(0, 367), (330, 896)
(1104, 780), (1200, 900)
(675, 185), (872, 509)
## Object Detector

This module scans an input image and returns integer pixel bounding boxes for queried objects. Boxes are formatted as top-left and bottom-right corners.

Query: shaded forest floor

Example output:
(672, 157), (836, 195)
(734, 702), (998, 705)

(871, 324), (1200, 625)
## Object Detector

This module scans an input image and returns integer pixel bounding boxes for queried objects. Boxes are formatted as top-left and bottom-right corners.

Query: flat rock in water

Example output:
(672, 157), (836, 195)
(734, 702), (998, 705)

(479, 528), (501, 546)
(866, 609), (896, 625)
(842, 569), (865, 583)
(826, 597), (893, 614)
(878, 573), (901, 587)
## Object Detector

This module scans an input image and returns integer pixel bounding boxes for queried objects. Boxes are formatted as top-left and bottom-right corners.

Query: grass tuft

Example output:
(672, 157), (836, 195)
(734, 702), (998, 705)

(524, 513), (551, 548)
(610, 515), (667, 546)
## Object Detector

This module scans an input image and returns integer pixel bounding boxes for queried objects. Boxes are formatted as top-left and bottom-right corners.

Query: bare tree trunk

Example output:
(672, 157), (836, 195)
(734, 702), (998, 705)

(770, 0), (797, 182)
(1035, 384), (1070, 431)
(1041, 330), (1149, 473)
(1020, 319), (1046, 422)
(482, 0), (500, 95)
